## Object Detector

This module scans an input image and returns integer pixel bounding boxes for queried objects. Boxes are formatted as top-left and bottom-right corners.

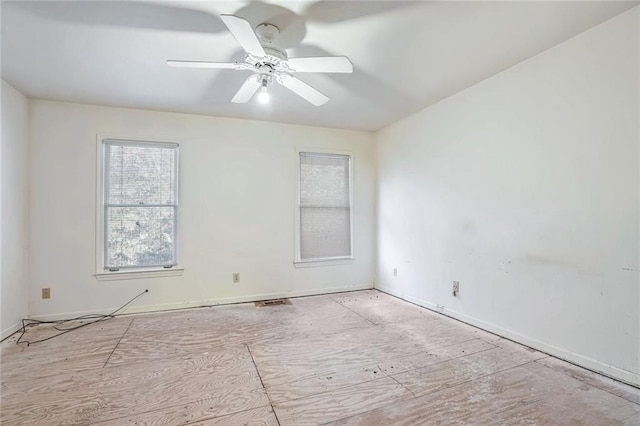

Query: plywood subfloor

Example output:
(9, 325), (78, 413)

(1, 290), (638, 425)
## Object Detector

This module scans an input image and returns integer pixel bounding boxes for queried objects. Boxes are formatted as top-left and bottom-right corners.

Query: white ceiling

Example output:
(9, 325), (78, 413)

(2, 1), (637, 132)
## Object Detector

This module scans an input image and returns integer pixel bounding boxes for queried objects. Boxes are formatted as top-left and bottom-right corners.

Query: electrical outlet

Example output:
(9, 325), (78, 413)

(233, 273), (240, 283)
(393, 268), (398, 277)
(453, 281), (459, 297)
(42, 288), (51, 299)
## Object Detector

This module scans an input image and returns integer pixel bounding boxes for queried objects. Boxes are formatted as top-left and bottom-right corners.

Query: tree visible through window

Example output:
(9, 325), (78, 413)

(102, 140), (179, 270)
(298, 152), (352, 261)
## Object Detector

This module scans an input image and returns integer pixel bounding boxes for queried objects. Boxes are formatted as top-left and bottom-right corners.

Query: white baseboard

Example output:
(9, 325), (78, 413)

(1, 322), (23, 341)
(376, 285), (640, 388)
(27, 284), (374, 322)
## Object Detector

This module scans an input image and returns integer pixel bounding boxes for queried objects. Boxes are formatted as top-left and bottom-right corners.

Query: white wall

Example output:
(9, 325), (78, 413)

(28, 101), (375, 318)
(375, 7), (639, 386)
(1, 80), (30, 339)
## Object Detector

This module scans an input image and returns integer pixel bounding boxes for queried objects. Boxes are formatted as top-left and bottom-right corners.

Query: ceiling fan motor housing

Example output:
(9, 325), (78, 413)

(255, 23), (287, 64)
(262, 46), (287, 61)
(255, 23), (279, 44)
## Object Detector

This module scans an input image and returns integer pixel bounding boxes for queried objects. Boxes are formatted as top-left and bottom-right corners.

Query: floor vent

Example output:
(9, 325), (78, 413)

(255, 298), (291, 307)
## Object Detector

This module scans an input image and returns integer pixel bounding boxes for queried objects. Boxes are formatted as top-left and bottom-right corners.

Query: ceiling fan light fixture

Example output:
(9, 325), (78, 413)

(257, 79), (270, 104)
(168, 14), (353, 106)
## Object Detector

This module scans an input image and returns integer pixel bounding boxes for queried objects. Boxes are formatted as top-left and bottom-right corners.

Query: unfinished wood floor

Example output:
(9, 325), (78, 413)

(1, 290), (639, 425)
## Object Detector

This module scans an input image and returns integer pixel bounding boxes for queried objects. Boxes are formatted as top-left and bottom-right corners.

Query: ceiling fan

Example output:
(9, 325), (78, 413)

(167, 15), (353, 106)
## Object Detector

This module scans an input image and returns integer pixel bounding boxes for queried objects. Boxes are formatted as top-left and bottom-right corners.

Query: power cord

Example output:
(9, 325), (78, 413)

(16, 289), (149, 346)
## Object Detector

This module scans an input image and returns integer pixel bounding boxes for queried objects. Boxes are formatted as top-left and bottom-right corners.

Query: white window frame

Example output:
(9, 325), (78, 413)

(294, 148), (354, 267)
(95, 135), (183, 281)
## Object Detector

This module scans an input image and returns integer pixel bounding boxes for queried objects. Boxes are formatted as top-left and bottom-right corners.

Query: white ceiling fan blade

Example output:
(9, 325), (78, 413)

(279, 75), (329, 106)
(232, 75), (261, 103)
(287, 56), (353, 73)
(167, 60), (239, 69)
(220, 14), (265, 58)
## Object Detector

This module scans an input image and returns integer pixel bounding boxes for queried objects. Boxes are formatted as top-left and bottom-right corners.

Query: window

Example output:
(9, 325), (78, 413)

(100, 139), (179, 272)
(297, 151), (352, 262)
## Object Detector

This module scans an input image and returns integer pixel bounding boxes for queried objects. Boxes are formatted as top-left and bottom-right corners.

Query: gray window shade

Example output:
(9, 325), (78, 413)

(299, 152), (351, 260)
(103, 140), (178, 269)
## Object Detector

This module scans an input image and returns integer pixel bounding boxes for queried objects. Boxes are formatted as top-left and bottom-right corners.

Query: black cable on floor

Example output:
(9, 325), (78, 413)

(16, 289), (149, 346)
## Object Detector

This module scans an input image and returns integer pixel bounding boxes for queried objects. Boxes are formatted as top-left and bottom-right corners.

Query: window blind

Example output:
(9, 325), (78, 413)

(103, 140), (178, 269)
(299, 152), (351, 260)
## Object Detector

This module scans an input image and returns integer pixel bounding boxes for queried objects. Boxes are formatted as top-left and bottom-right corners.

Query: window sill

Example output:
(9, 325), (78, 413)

(294, 258), (354, 268)
(95, 267), (184, 281)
